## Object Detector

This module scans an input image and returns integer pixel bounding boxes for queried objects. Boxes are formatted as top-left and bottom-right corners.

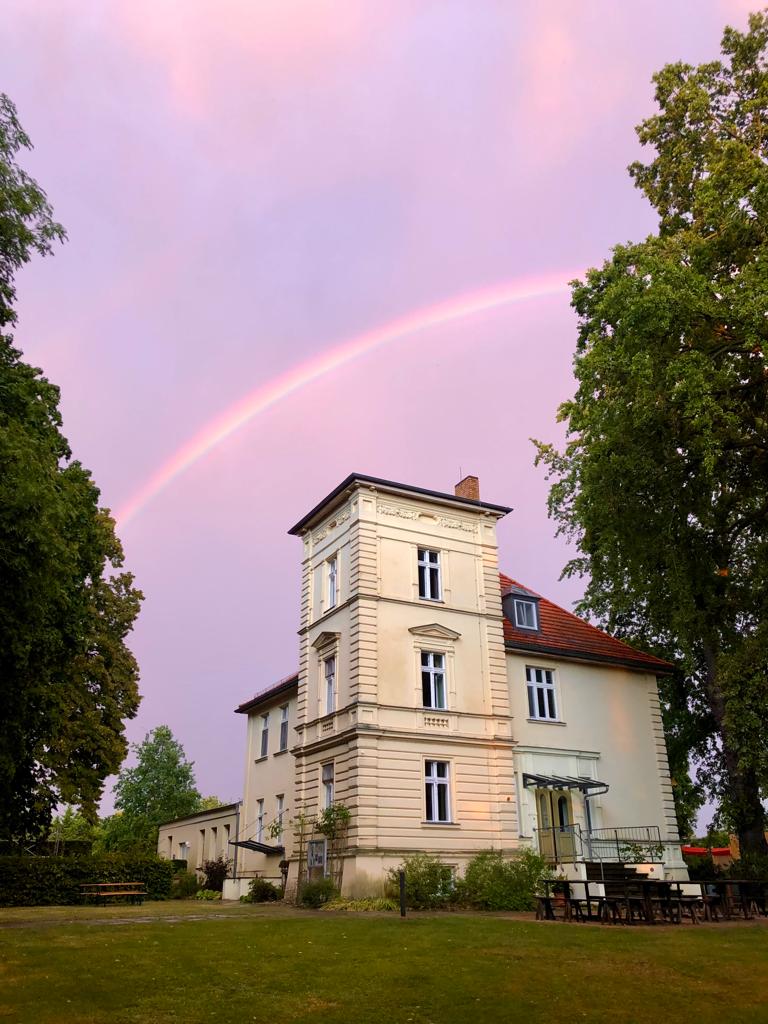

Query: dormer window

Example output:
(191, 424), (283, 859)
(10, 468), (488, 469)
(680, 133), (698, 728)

(513, 598), (538, 630)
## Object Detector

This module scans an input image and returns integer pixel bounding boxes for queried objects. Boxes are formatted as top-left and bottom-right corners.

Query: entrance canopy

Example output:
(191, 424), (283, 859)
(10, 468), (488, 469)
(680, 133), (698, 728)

(522, 772), (609, 797)
(229, 839), (285, 856)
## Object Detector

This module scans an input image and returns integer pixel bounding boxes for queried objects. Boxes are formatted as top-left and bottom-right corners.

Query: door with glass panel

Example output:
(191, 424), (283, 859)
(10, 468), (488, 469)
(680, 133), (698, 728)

(536, 789), (575, 861)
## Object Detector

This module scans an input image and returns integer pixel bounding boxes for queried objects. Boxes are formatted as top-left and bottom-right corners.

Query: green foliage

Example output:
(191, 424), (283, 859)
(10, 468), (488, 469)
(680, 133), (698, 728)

(94, 813), (157, 856)
(194, 889), (221, 901)
(112, 726), (200, 853)
(299, 878), (338, 908)
(0, 855), (173, 906)
(727, 852), (768, 880)
(0, 95), (141, 844)
(385, 853), (454, 910)
(201, 856), (230, 892)
(170, 871), (200, 899)
(684, 853), (722, 881)
(242, 877), (282, 903)
(48, 809), (98, 849)
(0, 93), (66, 328)
(535, 12), (768, 854)
(320, 897), (398, 912)
(197, 796), (224, 811)
(456, 850), (551, 911)
(315, 803), (351, 839)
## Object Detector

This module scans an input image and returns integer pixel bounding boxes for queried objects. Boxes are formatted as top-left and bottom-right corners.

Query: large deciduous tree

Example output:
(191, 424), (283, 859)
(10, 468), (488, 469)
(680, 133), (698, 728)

(536, 13), (768, 855)
(110, 726), (201, 852)
(0, 93), (142, 842)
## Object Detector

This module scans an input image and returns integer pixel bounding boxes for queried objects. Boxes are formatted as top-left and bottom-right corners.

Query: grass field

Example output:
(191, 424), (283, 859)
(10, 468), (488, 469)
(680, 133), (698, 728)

(1, 902), (767, 1024)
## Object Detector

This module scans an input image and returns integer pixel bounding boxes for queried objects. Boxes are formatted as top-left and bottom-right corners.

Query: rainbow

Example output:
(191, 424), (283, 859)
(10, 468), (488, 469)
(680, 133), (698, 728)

(116, 270), (578, 526)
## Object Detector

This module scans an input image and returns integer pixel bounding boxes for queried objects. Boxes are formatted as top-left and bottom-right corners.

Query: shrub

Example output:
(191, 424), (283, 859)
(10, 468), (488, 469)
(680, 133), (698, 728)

(320, 897), (398, 912)
(299, 878), (338, 908)
(171, 870), (200, 899)
(457, 849), (551, 911)
(0, 855), (174, 906)
(728, 853), (768, 881)
(201, 855), (230, 892)
(242, 877), (282, 903)
(385, 853), (454, 910)
(195, 888), (221, 901)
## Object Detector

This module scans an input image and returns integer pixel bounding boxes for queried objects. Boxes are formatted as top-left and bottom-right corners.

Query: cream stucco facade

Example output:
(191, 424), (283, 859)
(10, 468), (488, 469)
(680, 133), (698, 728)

(214, 474), (684, 897)
(162, 473), (684, 896)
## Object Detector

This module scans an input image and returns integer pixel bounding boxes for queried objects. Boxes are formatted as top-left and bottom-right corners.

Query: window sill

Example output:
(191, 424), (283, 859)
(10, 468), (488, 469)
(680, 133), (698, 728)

(526, 718), (566, 726)
(273, 749), (289, 757)
(418, 597), (444, 604)
(254, 755), (268, 764)
(422, 821), (460, 828)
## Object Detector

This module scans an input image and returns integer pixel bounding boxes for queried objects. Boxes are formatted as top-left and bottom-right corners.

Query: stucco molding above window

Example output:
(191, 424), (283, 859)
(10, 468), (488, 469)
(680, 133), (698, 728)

(311, 631), (341, 651)
(408, 623), (462, 641)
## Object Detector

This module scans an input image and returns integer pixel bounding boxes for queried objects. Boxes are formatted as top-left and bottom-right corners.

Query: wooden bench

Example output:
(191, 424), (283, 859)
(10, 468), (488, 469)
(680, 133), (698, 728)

(81, 882), (146, 906)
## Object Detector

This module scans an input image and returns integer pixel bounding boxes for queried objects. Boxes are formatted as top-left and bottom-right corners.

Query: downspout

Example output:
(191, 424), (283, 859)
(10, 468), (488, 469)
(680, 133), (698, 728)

(232, 802), (240, 881)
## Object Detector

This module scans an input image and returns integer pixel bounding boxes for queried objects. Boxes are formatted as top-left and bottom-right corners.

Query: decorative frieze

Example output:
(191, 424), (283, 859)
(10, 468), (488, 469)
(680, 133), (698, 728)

(312, 505), (351, 543)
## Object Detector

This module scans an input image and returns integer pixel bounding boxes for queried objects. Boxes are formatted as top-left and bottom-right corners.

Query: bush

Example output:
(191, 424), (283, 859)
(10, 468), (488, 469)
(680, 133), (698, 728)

(299, 878), (338, 908)
(0, 855), (174, 906)
(241, 877), (282, 903)
(201, 856), (230, 892)
(320, 897), (398, 912)
(728, 853), (768, 880)
(684, 853), (721, 880)
(171, 870), (200, 899)
(456, 849), (551, 911)
(195, 888), (221, 901)
(385, 853), (454, 910)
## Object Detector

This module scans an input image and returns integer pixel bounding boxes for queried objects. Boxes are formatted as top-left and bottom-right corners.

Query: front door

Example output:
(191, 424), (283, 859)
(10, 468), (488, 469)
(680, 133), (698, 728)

(536, 789), (575, 862)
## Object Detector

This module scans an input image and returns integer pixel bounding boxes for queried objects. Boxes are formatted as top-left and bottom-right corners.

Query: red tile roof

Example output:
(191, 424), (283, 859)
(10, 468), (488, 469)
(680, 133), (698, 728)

(500, 573), (672, 673)
(234, 672), (299, 714)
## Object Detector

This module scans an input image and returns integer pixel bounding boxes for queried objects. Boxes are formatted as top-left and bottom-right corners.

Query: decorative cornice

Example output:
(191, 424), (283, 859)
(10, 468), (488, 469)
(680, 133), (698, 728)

(311, 631), (341, 651)
(312, 505), (351, 543)
(408, 622), (462, 641)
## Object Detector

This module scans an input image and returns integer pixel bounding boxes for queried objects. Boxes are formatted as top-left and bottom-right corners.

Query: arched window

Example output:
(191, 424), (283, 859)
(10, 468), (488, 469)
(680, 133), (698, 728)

(557, 795), (570, 829)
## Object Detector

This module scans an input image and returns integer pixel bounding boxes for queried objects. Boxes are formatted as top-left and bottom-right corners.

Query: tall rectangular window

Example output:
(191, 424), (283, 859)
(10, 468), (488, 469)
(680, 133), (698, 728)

(260, 713), (269, 757)
(324, 656), (336, 715)
(279, 704), (289, 751)
(425, 760), (450, 822)
(327, 556), (338, 609)
(418, 549), (441, 600)
(276, 794), (285, 837)
(256, 799), (264, 842)
(322, 763), (334, 808)
(421, 651), (447, 709)
(526, 666), (558, 721)
(223, 824), (230, 852)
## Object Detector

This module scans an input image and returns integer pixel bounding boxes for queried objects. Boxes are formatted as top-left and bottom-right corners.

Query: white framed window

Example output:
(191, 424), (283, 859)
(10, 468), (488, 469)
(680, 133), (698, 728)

(514, 599), (538, 630)
(322, 762), (334, 808)
(418, 548), (441, 600)
(178, 841), (189, 862)
(275, 794), (285, 836)
(279, 704), (289, 751)
(425, 760), (451, 823)
(526, 666), (558, 720)
(327, 556), (338, 609)
(324, 656), (336, 715)
(260, 713), (270, 757)
(256, 799), (265, 841)
(421, 651), (447, 709)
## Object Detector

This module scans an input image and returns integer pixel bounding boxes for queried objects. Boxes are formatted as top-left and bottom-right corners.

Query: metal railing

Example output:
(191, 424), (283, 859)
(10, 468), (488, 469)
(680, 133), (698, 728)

(535, 824), (669, 864)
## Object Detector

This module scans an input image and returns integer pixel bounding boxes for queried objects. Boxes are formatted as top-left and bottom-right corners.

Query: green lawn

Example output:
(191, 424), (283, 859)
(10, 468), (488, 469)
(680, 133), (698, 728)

(1, 903), (767, 1024)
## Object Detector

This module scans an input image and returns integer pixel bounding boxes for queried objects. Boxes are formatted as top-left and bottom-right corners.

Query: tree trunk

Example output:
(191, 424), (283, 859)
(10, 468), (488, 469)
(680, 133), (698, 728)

(703, 643), (768, 858)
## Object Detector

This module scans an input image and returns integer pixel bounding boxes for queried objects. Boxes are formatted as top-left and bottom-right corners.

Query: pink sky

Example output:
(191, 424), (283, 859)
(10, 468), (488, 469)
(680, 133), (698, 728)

(5, 1), (751, 811)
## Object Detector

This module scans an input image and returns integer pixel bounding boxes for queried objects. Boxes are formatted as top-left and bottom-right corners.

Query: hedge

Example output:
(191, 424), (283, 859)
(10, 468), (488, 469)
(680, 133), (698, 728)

(0, 855), (174, 906)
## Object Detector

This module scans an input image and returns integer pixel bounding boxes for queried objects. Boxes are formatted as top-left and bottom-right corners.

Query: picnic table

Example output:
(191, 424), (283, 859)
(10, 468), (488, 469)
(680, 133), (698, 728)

(536, 878), (705, 925)
(81, 882), (146, 905)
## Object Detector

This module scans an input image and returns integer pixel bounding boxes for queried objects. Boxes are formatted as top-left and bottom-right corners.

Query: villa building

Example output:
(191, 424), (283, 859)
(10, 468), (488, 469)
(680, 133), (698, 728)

(159, 473), (685, 897)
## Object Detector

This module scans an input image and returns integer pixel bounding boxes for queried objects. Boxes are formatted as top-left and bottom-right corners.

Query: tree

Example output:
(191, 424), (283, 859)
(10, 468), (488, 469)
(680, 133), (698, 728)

(0, 94), (142, 843)
(112, 726), (201, 852)
(536, 12), (768, 855)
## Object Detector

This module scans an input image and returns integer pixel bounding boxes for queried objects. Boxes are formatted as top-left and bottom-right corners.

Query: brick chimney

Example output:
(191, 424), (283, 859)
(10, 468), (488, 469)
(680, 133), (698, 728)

(454, 475), (480, 501)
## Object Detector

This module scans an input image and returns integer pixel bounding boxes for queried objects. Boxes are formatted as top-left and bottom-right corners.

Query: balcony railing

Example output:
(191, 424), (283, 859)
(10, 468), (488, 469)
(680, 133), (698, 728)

(536, 824), (670, 864)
